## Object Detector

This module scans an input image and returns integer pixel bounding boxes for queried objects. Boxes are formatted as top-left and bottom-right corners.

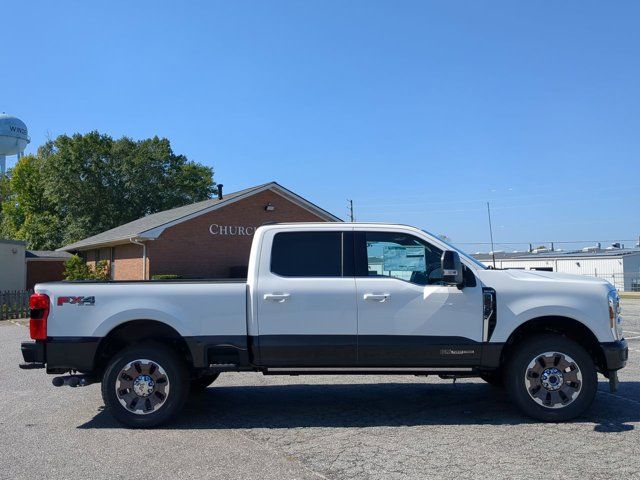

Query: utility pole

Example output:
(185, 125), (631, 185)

(487, 202), (496, 268)
(348, 199), (355, 222)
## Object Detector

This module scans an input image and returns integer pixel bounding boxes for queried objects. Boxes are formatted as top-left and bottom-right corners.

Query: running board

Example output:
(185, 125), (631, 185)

(264, 367), (474, 375)
(207, 363), (241, 371)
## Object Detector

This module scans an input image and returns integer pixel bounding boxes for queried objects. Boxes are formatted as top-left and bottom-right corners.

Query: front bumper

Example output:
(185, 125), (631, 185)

(601, 339), (628, 371)
(19, 341), (45, 369)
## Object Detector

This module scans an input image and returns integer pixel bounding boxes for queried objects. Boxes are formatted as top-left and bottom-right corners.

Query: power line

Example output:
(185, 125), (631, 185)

(355, 194), (640, 214)
(456, 239), (638, 245)
(354, 185), (639, 206)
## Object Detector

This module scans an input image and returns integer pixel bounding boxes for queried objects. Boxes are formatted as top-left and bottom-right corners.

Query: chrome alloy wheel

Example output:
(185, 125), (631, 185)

(115, 359), (170, 415)
(525, 351), (582, 409)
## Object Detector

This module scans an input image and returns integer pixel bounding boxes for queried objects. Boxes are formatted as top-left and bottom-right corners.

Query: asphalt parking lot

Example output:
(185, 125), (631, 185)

(1, 301), (639, 480)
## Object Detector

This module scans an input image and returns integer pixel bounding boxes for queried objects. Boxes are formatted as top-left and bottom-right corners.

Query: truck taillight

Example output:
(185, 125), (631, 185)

(29, 293), (50, 340)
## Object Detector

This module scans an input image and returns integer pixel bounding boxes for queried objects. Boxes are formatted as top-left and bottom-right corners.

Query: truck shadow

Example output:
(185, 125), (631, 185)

(79, 379), (639, 432)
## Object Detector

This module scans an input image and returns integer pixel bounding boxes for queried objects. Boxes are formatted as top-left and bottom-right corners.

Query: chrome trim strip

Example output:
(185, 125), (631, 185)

(266, 367), (474, 372)
(482, 315), (489, 343)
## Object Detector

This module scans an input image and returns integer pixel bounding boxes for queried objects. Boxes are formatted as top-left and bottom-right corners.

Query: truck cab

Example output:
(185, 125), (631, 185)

(20, 223), (628, 427)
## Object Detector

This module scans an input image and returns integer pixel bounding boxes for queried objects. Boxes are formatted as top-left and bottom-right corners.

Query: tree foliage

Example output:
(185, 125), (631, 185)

(0, 155), (62, 249)
(63, 255), (110, 281)
(0, 132), (215, 249)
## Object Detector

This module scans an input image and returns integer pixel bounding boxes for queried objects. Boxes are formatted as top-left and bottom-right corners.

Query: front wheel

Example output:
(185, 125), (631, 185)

(505, 334), (597, 422)
(101, 342), (190, 428)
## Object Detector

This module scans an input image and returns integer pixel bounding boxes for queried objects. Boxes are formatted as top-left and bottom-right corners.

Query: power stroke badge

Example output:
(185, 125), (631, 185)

(440, 349), (476, 356)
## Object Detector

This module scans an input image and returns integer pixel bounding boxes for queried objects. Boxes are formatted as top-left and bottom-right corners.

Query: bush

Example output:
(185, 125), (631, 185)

(63, 255), (91, 280)
(63, 255), (110, 281)
(93, 260), (111, 281)
(151, 274), (182, 280)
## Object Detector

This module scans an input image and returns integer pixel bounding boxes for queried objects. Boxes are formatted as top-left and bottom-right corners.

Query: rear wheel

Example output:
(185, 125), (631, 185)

(101, 342), (189, 428)
(190, 373), (219, 391)
(505, 334), (597, 422)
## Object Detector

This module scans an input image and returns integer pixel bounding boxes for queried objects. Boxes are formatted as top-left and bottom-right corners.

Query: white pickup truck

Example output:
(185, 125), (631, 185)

(20, 223), (628, 427)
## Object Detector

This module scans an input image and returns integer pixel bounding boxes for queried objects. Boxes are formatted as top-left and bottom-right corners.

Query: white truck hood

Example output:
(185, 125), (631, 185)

(501, 268), (613, 287)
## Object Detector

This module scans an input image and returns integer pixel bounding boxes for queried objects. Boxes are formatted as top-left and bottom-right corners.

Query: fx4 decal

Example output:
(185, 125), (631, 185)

(57, 296), (95, 306)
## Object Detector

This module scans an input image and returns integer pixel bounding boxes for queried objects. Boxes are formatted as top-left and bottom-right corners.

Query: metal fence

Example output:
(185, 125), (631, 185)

(593, 273), (640, 292)
(0, 290), (32, 320)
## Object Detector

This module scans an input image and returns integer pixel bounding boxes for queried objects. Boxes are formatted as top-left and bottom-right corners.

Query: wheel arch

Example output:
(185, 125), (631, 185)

(94, 319), (195, 376)
(500, 316), (606, 373)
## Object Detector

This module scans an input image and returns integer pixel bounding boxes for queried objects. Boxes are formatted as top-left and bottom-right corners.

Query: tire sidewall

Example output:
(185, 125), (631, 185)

(506, 334), (597, 422)
(101, 343), (189, 428)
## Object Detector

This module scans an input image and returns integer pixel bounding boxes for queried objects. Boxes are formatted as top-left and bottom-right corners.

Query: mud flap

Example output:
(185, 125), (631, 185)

(609, 370), (619, 393)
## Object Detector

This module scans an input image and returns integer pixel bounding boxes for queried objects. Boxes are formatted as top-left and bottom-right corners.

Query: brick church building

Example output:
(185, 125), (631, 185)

(58, 182), (340, 280)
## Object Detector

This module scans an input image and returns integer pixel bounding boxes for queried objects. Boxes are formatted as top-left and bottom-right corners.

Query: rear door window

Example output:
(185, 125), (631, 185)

(271, 232), (343, 277)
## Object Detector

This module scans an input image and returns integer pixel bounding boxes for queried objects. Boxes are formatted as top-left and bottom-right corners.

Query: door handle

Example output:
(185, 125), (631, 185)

(363, 293), (390, 302)
(264, 293), (290, 303)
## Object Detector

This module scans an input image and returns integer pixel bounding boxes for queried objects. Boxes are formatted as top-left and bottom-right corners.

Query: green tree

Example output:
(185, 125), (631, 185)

(0, 173), (11, 230)
(2, 132), (215, 249)
(63, 255), (93, 280)
(0, 155), (63, 249)
(63, 255), (111, 281)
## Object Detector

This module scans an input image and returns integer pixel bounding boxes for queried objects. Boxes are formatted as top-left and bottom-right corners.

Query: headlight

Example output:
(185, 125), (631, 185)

(608, 290), (623, 340)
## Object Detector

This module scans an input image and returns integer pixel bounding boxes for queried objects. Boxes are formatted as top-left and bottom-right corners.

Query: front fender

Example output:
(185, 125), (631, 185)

(492, 300), (611, 343)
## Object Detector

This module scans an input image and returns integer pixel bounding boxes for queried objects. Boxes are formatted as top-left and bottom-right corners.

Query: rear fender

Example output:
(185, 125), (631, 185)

(93, 308), (192, 338)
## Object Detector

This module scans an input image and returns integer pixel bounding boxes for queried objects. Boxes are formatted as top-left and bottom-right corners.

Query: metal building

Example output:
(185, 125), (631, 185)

(473, 248), (640, 292)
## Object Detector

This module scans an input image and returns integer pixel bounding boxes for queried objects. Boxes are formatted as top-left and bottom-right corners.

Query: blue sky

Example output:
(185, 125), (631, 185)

(3, 1), (639, 251)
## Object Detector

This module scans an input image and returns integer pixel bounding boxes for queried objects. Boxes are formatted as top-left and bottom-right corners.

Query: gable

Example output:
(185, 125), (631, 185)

(157, 189), (330, 240)
(59, 182), (340, 251)
(139, 183), (340, 239)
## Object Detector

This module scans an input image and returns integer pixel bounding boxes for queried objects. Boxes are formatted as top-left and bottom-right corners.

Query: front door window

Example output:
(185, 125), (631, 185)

(361, 232), (443, 285)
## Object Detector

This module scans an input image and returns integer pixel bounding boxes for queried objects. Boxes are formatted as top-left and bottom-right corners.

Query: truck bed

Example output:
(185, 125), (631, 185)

(34, 281), (248, 339)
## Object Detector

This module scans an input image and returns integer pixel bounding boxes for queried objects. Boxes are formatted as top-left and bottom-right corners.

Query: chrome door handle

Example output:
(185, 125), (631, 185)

(363, 293), (390, 302)
(264, 293), (290, 303)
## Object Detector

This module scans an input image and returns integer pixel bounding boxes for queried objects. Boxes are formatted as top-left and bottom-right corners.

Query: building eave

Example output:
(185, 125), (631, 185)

(57, 236), (155, 252)
(25, 257), (71, 262)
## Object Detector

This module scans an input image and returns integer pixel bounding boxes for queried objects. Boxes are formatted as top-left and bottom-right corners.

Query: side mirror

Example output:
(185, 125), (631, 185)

(441, 250), (464, 287)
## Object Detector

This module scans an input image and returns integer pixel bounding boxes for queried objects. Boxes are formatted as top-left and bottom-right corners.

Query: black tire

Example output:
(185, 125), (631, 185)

(190, 373), (219, 391)
(505, 334), (597, 422)
(479, 370), (504, 387)
(101, 342), (190, 428)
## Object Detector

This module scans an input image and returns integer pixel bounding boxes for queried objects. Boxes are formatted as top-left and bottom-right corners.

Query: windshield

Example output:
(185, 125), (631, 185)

(422, 230), (487, 269)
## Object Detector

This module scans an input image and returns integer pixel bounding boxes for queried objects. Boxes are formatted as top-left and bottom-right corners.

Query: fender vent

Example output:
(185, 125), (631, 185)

(483, 287), (497, 341)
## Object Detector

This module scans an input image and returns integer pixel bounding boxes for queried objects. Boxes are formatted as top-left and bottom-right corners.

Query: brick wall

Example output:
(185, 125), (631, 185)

(148, 190), (329, 279)
(112, 243), (148, 281)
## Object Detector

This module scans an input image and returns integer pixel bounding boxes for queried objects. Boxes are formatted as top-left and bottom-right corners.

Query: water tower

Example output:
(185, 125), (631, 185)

(0, 113), (30, 175)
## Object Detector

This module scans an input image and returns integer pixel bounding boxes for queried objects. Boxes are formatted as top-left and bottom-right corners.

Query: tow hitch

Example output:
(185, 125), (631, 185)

(52, 375), (97, 388)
